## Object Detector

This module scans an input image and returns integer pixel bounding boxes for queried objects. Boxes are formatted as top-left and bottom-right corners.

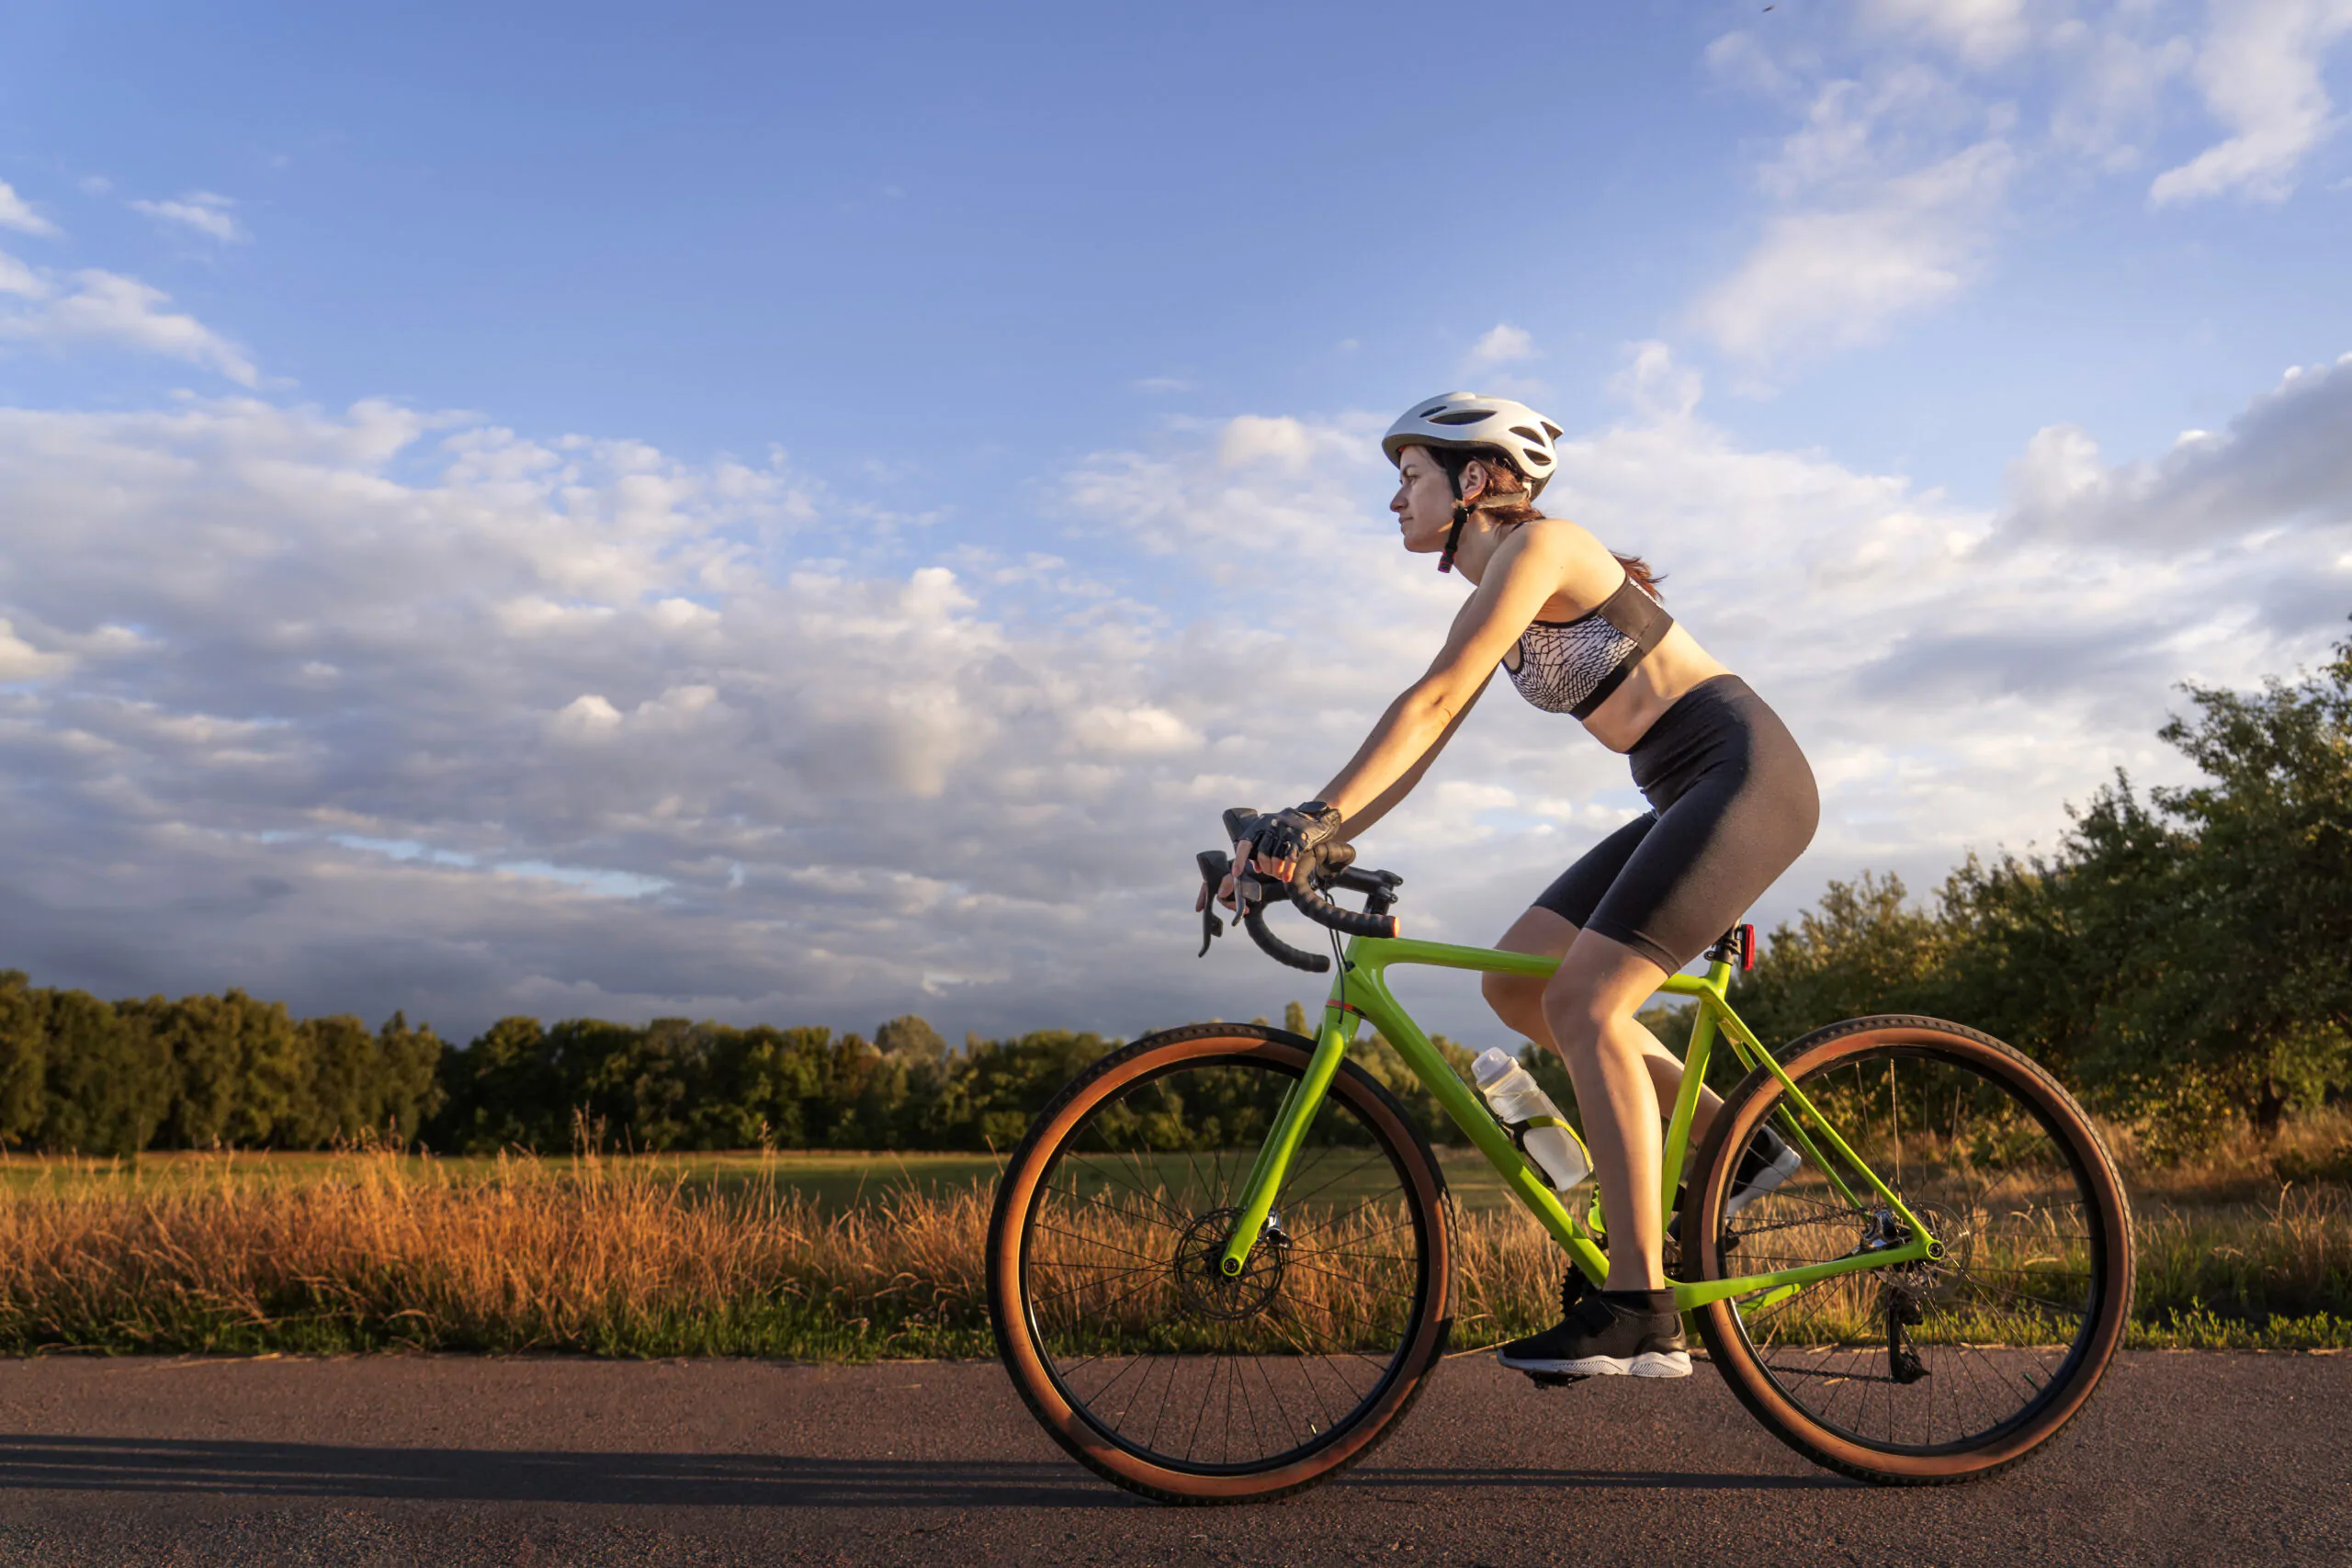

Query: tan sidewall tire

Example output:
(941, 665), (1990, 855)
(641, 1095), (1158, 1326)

(986, 1024), (1453, 1505)
(1682, 1016), (2133, 1485)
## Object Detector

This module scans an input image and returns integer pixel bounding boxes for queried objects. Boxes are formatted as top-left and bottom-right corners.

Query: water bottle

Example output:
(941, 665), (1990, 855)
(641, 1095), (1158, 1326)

(1472, 1047), (1591, 1192)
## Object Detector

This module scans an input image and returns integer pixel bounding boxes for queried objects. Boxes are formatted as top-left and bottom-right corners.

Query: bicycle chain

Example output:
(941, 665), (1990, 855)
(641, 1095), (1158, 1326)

(1725, 1202), (1870, 1242)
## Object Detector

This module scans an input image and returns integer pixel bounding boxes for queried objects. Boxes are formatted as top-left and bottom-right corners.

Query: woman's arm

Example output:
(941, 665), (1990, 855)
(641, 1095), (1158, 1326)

(1309, 523), (1579, 821)
(1333, 669), (1492, 840)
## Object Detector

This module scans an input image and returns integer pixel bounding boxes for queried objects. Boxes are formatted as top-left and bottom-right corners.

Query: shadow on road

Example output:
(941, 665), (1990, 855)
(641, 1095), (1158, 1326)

(0, 1437), (1119, 1509)
(0, 1435), (1849, 1506)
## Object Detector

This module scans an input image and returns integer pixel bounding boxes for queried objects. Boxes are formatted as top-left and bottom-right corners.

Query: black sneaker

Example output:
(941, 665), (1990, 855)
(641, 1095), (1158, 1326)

(1726, 1126), (1802, 1220)
(1497, 1288), (1690, 1379)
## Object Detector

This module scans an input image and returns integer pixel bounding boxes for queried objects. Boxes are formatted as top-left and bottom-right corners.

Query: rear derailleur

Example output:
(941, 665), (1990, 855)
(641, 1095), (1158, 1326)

(1886, 1286), (1928, 1385)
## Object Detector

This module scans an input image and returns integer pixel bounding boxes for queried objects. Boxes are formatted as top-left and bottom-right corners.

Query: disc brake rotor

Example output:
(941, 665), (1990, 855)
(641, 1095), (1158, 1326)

(1170, 1206), (1288, 1322)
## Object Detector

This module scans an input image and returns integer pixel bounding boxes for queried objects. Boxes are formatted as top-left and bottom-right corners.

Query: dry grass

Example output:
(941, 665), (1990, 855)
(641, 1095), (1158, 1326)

(0, 1145), (2341, 1359)
(2106, 1106), (2352, 1202)
(0, 1150), (996, 1359)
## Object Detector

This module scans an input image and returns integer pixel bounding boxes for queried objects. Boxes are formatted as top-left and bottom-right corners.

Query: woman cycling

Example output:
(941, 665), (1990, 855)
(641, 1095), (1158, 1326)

(1224, 391), (1818, 1380)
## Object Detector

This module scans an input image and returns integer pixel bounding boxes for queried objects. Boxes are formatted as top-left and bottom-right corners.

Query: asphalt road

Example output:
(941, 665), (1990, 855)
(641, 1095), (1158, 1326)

(0, 1351), (2342, 1566)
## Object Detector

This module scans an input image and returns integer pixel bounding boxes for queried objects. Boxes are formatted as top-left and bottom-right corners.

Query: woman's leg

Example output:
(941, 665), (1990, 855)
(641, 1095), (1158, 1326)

(1540, 931), (1684, 1290)
(1483, 907), (1722, 1155)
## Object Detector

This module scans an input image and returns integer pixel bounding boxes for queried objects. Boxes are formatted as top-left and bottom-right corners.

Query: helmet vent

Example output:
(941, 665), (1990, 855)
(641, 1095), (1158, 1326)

(1428, 409), (1489, 425)
(1509, 425), (1542, 442)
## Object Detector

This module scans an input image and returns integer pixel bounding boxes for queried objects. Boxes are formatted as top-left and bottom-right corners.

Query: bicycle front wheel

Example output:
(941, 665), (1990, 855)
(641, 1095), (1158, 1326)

(987, 1022), (1453, 1505)
(1683, 1016), (2133, 1485)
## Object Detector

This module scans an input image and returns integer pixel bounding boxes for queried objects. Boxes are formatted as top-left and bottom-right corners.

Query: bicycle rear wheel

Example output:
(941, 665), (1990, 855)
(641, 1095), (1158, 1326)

(988, 1022), (1453, 1505)
(1683, 1016), (2132, 1485)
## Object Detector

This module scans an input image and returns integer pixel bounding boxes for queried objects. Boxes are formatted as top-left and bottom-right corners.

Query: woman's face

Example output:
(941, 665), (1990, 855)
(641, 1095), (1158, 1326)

(1390, 445), (1481, 557)
(1383, 442), (1458, 557)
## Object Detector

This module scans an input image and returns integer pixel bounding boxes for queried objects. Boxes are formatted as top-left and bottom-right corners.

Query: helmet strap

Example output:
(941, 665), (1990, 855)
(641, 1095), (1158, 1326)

(1438, 502), (1471, 574)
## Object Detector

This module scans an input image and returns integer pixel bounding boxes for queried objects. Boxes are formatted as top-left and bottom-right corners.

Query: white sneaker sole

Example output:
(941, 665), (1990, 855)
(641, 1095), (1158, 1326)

(1724, 1143), (1804, 1221)
(1498, 1349), (1691, 1379)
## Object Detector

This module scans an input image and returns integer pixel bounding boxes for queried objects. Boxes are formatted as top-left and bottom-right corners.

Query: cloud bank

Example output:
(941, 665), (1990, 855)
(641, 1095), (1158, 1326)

(1, 341), (2341, 1045)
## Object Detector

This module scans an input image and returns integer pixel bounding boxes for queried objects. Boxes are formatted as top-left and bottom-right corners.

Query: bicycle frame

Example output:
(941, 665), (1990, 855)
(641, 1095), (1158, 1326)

(1215, 932), (1936, 1312)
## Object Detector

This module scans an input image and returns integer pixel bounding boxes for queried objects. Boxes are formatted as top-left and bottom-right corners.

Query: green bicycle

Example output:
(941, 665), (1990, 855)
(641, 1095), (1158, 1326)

(987, 818), (2133, 1502)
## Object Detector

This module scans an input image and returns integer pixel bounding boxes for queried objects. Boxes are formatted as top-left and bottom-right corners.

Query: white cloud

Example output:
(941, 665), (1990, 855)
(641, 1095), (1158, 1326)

(2049, 19), (2196, 169)
(0, 251), (44, 299)
(1692, 138), (2016, 366)
(2003, 352), (2352, 545)
(2150, 0), (2352, 206)
(130, 190), (249, 243)
(1859, 0), (2035, 67)
(0, 269), (257, 385)
(0, 617), (74, 680)
(1467, 323), (1537, 367)
(1693, 19), (2033, 373)
(1608, 340), (1704, 423)
(0, 181), (59, 239)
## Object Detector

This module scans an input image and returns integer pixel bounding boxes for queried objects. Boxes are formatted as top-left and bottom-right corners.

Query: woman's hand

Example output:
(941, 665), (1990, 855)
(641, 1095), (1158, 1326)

(1225, 802), (1342, 904)
(1196, 803), (1340, 916)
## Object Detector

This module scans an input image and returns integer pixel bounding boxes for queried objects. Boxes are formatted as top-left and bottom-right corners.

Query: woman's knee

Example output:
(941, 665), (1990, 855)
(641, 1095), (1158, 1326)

(1481, 969), (1545, 1031)
(1540, 972), (1652, 1060)
(1538, 979), (1604, 1048)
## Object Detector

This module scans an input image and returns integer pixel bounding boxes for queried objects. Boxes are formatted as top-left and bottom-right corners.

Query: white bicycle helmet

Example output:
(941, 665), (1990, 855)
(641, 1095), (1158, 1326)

(1381, 391), (1564, 499)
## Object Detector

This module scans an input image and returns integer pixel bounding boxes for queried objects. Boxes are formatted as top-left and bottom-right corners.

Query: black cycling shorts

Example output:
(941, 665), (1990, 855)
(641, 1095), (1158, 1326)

(1532, 674), (1817, 974)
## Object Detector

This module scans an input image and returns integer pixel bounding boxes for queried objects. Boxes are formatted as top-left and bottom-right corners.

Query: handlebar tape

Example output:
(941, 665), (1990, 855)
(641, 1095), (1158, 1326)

(1243, 902), (1330, 973)
(1290, 885), (1399, 940)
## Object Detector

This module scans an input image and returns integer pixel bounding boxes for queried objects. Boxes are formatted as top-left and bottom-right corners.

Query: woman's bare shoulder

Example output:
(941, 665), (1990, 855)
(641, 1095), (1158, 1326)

(1503, 516), (1627, 603)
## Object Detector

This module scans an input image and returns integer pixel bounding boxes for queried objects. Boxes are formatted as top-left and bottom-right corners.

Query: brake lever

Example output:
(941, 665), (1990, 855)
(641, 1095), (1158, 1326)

(1194, 850), (1232, 957)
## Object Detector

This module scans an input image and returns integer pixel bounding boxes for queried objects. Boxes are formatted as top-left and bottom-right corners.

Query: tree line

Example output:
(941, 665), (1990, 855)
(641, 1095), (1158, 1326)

(2, 640), (2344, 1159)
(0, 978), (1480, 1158)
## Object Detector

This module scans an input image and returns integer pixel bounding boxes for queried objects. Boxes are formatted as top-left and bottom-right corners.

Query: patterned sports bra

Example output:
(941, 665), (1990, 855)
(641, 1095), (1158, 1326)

(1500, 573), (1674, 720)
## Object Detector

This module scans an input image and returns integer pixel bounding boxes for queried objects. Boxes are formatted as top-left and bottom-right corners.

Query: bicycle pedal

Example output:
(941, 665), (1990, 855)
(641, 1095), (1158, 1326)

(1524, 1371), (1591, 1390)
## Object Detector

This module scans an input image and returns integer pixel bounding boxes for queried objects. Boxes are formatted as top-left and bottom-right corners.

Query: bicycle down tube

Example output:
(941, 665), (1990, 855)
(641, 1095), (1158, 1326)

(1214, 932), (1937, 1311)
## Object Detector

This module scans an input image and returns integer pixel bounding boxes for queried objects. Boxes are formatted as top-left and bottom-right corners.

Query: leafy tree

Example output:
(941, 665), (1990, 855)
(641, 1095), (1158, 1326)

(935, 1030), (1112, 1150)
(428, 1016), (565, 1153)
(296, 1014), (379, 1145)
(38, 989), (171, 1156)
(0, 972), (48, 1145)
(375, 1012), (447, 1142)
(2093, 647), (2352, 1136)
(875, 1015), (948, 1059)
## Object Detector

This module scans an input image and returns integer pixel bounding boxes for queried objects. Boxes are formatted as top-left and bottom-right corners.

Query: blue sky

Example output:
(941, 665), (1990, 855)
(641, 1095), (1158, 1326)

(0, 1), (2347, 1045)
